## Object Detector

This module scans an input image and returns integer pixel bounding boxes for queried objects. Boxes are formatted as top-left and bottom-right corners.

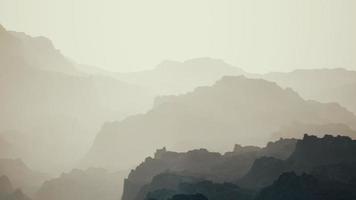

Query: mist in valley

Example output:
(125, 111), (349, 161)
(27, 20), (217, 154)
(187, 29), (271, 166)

(1, 1), (356, 200)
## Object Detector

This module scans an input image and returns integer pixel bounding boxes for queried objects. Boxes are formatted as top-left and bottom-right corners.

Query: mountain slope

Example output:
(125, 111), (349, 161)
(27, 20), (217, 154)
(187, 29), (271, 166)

(0, 159), (48, 197)
(85, 76), (356, 170)
(116, 58), (245, 95)
(0, 24), (154, 173)
(35, 168), (127, 200)
(121, 138), (296, 200)
(0, 175), (31, 200)
(263, 68), (356, 114)
(239, 134), (356, 189)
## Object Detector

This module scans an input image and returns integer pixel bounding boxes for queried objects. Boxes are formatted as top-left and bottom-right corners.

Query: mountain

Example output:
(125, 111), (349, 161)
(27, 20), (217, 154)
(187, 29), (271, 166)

(0, 179), (32, 200)
(35, 168), (127, 200)
(271, 122), (356, 139)
(84, 75), (356, 170)
(128, 135), (356, 200)
(239, 134), (356, 189)
(143, 174), (253, 200)
(263, 68), (356, 114)
(116, 58), (245, 95)
(0, 24), (77, 75)
(121, 138), (296, 200)
(255, 172), (356, 200)
(0, 176), (13, 194)
(0, 175), (31, 200)
(0, 159), (48, 197)
(0, 24), (154, 173)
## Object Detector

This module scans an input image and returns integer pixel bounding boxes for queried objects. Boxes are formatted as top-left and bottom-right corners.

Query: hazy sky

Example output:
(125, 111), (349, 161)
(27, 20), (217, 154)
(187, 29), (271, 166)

(0, 0), (355, 73)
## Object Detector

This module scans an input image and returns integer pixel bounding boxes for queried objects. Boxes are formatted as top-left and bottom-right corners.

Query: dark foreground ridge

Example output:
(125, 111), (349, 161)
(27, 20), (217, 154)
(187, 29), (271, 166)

(122, 134), (356, 200)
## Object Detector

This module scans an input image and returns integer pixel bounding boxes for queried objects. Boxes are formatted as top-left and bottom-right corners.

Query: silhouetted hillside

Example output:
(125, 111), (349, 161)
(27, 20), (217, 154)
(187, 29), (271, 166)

(143, 174), (253, 200)
(116, 58), (245, 95)
(122, 138), (296, 200)
(85, 76), (356, 170)
(255, 172), (356, 200)
(263, 68), (356, 114)
(36, 168), (127, 200)
(127, 135), (356, 200)
(240, 134), (356, 189)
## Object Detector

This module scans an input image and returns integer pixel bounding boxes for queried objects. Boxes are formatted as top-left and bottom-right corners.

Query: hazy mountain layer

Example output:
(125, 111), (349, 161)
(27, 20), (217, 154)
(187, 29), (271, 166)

(0, 24), (154, 173)
(270, 122), (356, 140)
(0, 159), (47, 197)
(0, 175), (31, 200)
(36, 168), (127, 200)
(116, 58), (245, 95)
(85, 76), (356, 170)
(263, 68), (356, 114)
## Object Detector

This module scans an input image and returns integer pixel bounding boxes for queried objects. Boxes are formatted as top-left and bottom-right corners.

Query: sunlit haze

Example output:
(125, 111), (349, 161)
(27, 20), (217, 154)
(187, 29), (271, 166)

(1, 0), (355, 72)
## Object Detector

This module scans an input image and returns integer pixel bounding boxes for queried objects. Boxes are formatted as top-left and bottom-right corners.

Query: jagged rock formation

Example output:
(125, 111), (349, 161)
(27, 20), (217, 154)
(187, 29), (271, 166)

(35, 168), (127, 200)
(85, 75), (356, 170)
(239, 134), (356, 189)
(126, 135), (356, 200)
(122, 138), (296, 200)
(0, 24), (153, 172)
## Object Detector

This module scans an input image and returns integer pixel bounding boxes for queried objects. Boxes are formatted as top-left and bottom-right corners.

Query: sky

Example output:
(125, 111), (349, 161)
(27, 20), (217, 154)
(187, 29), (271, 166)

(0, 0), (355, 73)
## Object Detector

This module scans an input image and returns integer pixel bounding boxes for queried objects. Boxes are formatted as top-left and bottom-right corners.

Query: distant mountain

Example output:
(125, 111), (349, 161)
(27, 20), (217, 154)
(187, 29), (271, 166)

(263, 68), (356, 114)
(116, 58), (245, 95)
(0, 24), (77, 75)
(0, 176), (13, 194)
(0, 175), (31, 200)
(239, 134), (356, 189)
(271, 122), (356, 139)
(36, 168), (127, 200)
(0, 159), (47, 197)
(121, 138), (296, 200)
(85, 76), (356, 170)
(0, 24), (154, 173)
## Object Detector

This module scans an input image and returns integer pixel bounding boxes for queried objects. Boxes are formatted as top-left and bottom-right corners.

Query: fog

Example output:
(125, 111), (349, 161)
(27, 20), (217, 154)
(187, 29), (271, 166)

(1, 1), (356, 200)
(1, 0), (356, 73)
